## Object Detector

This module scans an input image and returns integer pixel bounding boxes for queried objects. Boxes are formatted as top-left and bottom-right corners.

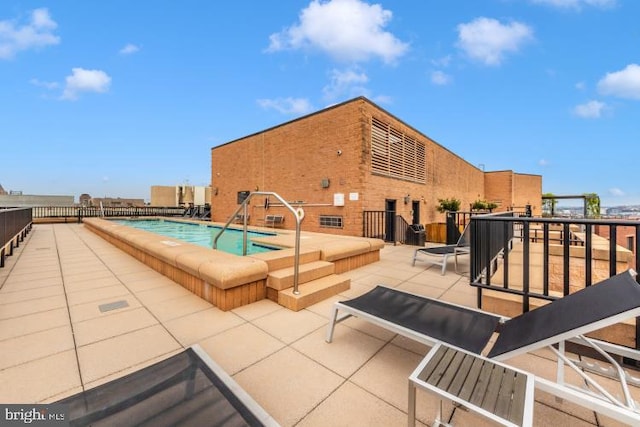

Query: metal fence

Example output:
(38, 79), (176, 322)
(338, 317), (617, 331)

(363, 210), (413, 244)
(31, 206), (186, 222)
(0, 208), (32, 267)
(469, 214), (640, 310)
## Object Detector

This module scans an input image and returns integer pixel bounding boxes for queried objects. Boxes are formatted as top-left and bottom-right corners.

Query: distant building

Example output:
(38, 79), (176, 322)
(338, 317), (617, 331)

(150, 185), (211, 207)
(79, 193), (92, 206)
(0, 184), (74, 207)
(90, 197), (145, 207)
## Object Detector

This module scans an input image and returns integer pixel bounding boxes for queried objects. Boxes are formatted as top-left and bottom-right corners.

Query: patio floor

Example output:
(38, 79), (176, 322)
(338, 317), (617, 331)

(0, 223), (634, 426)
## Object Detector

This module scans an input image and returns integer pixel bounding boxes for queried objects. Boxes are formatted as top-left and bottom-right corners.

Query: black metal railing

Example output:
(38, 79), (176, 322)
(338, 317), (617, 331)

(445, 210), (528, 245)
(0, 208), (32, 267)
(363, 210), (412, 244)
(470, 215), (640, 314)
(31, 206), (186, 222)
(395, 215), (410, 245)
(363, 210), (388, 241)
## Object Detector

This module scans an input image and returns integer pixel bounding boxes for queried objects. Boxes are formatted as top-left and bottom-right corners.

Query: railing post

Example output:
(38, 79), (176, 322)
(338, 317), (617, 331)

(242, 202), (248, 256)
(609, 225), (617, 278)
(522, 222), (530, 313)
(585, 223), (593, 286)
(563, 223), (570, 296)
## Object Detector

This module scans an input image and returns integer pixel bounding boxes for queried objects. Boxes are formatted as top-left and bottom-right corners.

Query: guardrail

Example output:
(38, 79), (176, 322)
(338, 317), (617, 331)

(470, 214), (640, 351)
(30, 206), (186, 222)
(0, 208), (33, 268)
(470, 215), (640, 310)
(363, 210), (411, 244)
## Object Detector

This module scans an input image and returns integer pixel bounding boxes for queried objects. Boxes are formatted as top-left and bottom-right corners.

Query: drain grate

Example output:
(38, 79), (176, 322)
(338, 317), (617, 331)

(99, 300), (130, 313)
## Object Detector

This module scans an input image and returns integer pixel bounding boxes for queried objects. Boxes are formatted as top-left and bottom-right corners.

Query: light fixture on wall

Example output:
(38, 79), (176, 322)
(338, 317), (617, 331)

(404, 194), (410, 204)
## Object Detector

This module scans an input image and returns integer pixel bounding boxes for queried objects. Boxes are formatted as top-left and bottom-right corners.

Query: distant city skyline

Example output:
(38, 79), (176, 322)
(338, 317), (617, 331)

(2, 1), (640, 206)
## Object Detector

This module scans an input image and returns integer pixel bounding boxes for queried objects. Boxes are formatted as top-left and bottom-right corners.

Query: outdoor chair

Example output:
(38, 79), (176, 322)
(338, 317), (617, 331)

(326, 269), (640, 425)
(56, 345), (279, 426)
(412, 224), (470, 275)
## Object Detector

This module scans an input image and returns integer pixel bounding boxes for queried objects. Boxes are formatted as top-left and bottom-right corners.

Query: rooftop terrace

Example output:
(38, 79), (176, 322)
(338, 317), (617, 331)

(0, 223), (636, 426)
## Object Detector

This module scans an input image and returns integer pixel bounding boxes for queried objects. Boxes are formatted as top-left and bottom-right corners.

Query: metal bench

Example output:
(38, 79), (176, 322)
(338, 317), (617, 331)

(409, 343), (534, 427)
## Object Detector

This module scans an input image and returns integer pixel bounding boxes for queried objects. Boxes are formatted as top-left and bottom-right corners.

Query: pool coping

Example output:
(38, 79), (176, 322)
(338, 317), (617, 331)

(83, 217), (383, 311)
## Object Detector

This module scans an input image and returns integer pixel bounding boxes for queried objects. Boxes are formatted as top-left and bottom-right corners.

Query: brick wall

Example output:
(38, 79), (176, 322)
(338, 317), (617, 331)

(484, 171), (542, 216)
(513, 173), (542, 216)
(211, 100), (366, 235)
(211, 97), (541, 236)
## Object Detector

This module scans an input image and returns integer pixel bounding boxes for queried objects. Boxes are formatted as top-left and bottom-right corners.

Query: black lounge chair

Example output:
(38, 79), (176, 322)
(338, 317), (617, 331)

(326, 270), (640, 425)
(57, 345), (279, 427)
(412, 224), (470, 275)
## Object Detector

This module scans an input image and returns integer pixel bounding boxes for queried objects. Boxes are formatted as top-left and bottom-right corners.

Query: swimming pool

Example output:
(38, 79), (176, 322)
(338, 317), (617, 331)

(112, 219), (279, 255)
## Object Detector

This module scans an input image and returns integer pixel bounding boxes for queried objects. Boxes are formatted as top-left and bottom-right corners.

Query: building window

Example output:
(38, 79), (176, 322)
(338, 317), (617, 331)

(627, 235), (635, 252)
(371, 117), (426, 183)
(320, 215), (343, 228)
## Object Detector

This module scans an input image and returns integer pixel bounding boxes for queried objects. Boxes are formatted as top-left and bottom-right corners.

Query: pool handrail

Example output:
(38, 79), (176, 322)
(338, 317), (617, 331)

(213, 191), (303, 295)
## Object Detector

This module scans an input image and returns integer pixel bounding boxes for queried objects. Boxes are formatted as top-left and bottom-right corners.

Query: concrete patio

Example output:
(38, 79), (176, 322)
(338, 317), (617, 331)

(0, 223), (635, 426)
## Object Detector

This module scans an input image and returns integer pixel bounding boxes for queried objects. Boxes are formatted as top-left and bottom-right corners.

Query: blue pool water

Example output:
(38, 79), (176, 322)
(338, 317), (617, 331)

(112, 219), (279, 255)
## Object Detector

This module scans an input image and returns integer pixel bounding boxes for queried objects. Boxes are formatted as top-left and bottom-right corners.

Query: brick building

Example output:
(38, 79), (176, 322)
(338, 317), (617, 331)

(210, 97), (541, 237)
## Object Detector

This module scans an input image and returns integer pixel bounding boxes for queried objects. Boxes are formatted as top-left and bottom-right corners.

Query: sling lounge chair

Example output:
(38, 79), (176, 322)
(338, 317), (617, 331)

(57, 345), (279, 427)
(412, 224), (470, 275)
(326, 269), (640, 425)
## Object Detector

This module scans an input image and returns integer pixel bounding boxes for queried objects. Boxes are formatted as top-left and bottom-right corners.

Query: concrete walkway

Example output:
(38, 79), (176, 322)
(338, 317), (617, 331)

(0, 223), (629, 426)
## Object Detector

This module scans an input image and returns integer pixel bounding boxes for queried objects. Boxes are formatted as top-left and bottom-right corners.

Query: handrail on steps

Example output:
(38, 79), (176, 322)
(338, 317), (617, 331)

(212, 191), (303, 295)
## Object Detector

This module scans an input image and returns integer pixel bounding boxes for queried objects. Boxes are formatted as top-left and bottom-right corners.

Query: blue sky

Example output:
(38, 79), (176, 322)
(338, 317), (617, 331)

(1, 0), (639, 206)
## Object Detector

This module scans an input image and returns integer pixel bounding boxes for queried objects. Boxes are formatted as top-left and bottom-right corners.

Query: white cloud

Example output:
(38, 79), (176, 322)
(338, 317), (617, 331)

(597, 64), (640, 99)
(538, 159), (549, 166)
(257, 97), (314, 115)
(266, 0), (408, 64)
(431, 55), (452, 68)
(573, 100), (606, 118)
(456, 17), (533, 66)
(530, 0), (616, 9)
(119, 43), (140, 55)
(609, 187), (625, 197)
(0, 8), (60, 59)
(29, 78), (59, 90)
(575, 81), (586, 90)
(430, 70), (452, 85)
(61, 68), (112, 100)
(323, 68), (369, 100)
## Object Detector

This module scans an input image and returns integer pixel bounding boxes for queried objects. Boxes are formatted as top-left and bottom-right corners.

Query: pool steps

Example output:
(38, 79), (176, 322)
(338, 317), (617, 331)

(265, 259), (350, 311)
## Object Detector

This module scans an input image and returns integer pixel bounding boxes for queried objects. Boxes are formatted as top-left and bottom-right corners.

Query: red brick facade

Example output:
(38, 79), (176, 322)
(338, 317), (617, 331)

(211, 97), (542, 236)
(484, 171), (542, 214)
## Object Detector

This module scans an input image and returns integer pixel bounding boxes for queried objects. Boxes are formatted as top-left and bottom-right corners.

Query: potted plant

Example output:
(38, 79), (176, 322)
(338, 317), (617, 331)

(430, 198), (460, 243)
(437, 198), (461, 213)
(471, 199), (488, 211)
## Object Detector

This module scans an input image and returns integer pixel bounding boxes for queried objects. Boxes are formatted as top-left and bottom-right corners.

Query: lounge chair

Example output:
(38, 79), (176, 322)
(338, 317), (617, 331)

(412, 224), (470, 275)
(326, 270), (640, 425)
(57, 345), (279, 426)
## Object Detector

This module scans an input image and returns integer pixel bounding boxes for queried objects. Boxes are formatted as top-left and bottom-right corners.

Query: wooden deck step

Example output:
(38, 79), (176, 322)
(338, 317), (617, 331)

(277, 274), (350, 312)
(267, 260), (335, 291)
